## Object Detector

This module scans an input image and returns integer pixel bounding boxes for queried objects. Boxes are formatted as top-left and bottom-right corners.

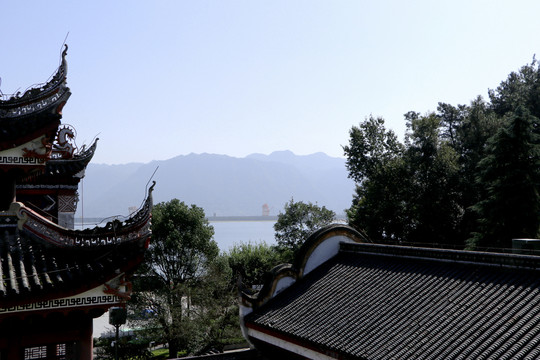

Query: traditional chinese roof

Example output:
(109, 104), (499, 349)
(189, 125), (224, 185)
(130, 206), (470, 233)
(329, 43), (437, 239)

(0, 45), (70, 153)
(46, 138), (98, 176)
(17, 138), (98, 185)
(0, 182), (154, 310)
(241, 225), (540, 360)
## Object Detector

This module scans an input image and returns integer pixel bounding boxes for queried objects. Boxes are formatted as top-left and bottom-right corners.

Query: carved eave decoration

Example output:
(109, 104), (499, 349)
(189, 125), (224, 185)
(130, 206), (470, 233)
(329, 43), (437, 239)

(12, 181), (154, 249)
(0, 275), (132, 318)
(47, 138), (99, 178)
(16, 135), (99, 187)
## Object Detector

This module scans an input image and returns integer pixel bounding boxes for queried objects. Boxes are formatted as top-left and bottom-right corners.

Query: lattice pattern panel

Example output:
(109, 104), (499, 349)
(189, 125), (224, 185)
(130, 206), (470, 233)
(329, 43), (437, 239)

(23, 343), (75, 360)
(24, 346), (46, 360)
(56, 344), (66, 357)
(58, 195), (77, 213)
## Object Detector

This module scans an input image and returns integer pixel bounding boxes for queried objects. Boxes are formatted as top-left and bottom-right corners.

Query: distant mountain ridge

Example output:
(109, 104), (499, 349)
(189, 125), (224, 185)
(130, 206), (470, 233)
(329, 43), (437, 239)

(76, 151), (355, 220)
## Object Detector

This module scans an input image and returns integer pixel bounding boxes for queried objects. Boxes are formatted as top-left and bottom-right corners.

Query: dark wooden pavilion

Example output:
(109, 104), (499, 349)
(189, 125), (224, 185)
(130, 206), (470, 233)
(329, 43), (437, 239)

(0, 46), (152, 360)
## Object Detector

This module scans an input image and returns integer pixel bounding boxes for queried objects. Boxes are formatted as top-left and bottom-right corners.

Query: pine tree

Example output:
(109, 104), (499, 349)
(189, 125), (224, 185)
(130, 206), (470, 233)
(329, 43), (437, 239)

(468, 106), (540, 250)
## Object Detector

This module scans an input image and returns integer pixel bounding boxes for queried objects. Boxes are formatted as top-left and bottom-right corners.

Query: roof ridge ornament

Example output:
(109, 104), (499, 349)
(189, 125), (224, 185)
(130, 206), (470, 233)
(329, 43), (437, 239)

(6, 202), (28, 230)
(52, 124), (76, 159)
(62, 44), (68, 61)
(239, 224), (367, 310)
(0, 44), (69, 108)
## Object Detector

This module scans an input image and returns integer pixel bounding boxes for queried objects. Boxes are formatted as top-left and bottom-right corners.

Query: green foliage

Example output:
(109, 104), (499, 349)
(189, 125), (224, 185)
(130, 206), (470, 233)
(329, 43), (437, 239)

(148, 199), (219, 286)
(468, 106), (540, 250)
(344, 115), (404, 183)
(489, 57), (540, 119)
(346, 113), (462, 246)
(274, 199), (335, 258)
(344, 116), (410, 242)
(227, 242), (285, 288)
(405, 113), (462, 246)
(151, 348), (173, 359)
(94, 334), (152, 360)
(346, 154), (410, 242)
(129, 199), (237, 358)
(345, 58), (540, 250)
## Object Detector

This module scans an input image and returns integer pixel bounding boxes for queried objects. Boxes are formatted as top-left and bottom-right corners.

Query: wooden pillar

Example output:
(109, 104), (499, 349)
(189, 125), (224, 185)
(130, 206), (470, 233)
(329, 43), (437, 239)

(0, 173), (16, 211)
(78, 316), (94, 360)
(4, 336), (22, 360)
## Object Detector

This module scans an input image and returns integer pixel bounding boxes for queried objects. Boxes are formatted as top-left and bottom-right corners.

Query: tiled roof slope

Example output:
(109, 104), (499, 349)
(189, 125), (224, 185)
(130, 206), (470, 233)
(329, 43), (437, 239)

(0, 225), (146, 308)
(245, 242), (540, 359)
(0, 183), (153, 309)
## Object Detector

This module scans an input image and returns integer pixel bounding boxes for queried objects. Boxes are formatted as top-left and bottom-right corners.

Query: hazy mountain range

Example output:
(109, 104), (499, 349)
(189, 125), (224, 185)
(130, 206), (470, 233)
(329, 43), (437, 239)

(75, 151), (355, 219)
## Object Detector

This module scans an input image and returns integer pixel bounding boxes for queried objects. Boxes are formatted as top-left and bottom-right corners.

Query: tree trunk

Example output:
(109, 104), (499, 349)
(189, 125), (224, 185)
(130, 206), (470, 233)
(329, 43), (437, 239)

(168, 341), (179, 359)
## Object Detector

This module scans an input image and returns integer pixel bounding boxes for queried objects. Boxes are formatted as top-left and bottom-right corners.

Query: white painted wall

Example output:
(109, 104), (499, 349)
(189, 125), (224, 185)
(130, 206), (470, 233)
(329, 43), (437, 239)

(304, 236), (352, 275)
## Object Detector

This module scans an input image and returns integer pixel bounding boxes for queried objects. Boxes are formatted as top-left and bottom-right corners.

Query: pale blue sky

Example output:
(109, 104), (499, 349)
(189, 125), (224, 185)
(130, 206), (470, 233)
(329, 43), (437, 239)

(2, 1), (540, 164)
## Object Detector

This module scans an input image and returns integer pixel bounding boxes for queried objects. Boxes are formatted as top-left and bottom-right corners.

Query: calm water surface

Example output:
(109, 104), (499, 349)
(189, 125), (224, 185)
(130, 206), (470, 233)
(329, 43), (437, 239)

(210, 220), (277, 251)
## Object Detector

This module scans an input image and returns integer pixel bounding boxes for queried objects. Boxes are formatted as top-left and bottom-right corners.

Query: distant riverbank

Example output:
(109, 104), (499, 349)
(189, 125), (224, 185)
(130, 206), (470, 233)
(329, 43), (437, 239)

(75, 215), (279, 227)
(75, 214), (346, 227)
(207, 215), (278, 222)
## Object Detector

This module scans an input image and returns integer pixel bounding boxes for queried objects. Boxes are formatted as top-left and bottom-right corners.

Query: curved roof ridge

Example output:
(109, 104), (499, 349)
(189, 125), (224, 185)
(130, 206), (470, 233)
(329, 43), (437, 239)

(240, 224), (368, 309)
(0, 45), (68, 107)
(43, 138), (99, 177)
(0, 45), (70, 153)
(50, 137), (99, 164)
(9, 181), (154, 249)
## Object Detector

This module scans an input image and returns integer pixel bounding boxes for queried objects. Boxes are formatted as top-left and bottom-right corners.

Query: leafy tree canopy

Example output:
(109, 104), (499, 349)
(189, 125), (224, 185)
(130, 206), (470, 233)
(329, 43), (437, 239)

(344, 115), (404, 183)
(227, 241), (285, 289)
(130, 199), (236, 358)
(345, 58), (540, 251)
(148, 199), (218, 287)
(274, 198), (335, 259)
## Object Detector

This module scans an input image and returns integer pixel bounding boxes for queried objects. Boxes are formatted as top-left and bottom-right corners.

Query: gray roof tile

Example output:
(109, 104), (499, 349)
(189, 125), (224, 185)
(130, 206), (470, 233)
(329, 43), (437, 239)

(245, 243), (540, 359)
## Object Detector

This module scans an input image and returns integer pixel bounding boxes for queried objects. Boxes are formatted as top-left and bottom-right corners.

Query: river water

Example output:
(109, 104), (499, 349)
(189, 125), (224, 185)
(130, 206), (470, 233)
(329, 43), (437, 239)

(210, 220), (277, 252)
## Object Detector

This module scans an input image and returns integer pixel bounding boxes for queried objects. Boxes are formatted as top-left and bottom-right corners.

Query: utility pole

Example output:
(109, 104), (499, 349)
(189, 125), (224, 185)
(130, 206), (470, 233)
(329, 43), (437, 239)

(109, 307), (127, 360)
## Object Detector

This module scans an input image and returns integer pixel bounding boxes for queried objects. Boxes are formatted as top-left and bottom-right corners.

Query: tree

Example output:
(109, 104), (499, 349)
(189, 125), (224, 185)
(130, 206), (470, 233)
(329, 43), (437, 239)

(346, 153), (410, 243)
(227, 242), (285, 289)
(274, 199), (335, 259)
(344, 58), (540, 251)
(344, 115), (404, 184)
(344, 116), (411, 242)
(437, 102), (467, 149)
(404, 113), (462, 247)
(451, 97), (502, 239)
(345, 113), (462, 246)
(129, 199), (233, 358)
(186, 255), (240, 354)
(489, 57), (540, 120)
(468, 106), (540, 250)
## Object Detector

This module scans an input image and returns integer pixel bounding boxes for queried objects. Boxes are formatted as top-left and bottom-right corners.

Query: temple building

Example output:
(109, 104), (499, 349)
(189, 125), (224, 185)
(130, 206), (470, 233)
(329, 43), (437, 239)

(0, 46), (152, 360)
(240, 225), (540, 359)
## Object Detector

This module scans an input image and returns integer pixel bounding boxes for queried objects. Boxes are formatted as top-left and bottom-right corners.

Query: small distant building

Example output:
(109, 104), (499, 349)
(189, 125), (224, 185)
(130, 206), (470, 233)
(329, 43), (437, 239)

(262, 204), (270, 217)
(0, 46), (152, 359)
(240, 225), (540, 359)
